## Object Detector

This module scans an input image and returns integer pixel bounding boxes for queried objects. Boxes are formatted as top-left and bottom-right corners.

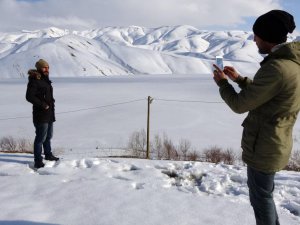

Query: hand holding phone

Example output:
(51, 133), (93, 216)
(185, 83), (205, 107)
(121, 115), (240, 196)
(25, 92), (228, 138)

(215, 56), (223, 70)
(224, 66), (240, 81)
(213, 56), (227, 83)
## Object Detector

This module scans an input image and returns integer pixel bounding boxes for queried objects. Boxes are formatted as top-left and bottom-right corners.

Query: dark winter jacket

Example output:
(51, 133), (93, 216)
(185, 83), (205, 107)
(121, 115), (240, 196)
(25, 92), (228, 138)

(217, 42), (300, 173)
(26, 70), (55, 123)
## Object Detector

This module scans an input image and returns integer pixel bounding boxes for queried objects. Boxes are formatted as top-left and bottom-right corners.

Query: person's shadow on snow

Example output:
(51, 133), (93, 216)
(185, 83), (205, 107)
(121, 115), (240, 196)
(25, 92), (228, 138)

(0, 154), (33, 165)
(0, 221), (60, 225)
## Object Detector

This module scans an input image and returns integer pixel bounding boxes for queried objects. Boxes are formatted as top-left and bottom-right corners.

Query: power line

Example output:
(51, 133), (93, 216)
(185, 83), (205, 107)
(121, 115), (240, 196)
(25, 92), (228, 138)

(56, 98), (146, 115)
(0, 115), (32, 121)
(0, 96), (224, 121)
(0, 98), (146, 121)
(154, 97), (224, 104)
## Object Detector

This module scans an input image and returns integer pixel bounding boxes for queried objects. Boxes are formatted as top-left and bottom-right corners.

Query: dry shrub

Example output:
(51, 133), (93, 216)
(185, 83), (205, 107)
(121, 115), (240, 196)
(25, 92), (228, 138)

(127, 131), (240, 165)
(203, 146), (236, 165)
(127, 129), (147, 158)
(162, 135), (179, 160)
(222, 149), (236, 165)
(0, 136), (17, 152)
(187, 150), (199, 161)
(17, 138), (33, 153)
(0, 136), (33, 153)
(285, 150), (300, 171)
(127, 131), (183, 160)
(152, 134), (163, 159)
(204, 146), (223, 163)
(178, 139), (191, 161)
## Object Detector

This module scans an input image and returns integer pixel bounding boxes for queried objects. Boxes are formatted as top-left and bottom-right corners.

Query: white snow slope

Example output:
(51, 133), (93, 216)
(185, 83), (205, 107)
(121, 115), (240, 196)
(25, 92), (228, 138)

(0, 153), (300, 225)
(0, 25), (298, 78)
(1, 75), (300, 225)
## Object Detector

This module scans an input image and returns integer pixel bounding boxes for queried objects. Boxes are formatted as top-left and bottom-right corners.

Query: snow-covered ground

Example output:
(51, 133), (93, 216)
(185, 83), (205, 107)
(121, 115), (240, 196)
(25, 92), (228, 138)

(2, 74), (300, 153)
(0, 153), (299, 225)
(1, 74), (300, 224)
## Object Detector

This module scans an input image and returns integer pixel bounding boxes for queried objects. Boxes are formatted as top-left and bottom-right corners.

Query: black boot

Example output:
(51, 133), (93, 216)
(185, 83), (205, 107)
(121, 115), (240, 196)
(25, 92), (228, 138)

(45, 154), (59, 161)
(34, 161), (45, 169)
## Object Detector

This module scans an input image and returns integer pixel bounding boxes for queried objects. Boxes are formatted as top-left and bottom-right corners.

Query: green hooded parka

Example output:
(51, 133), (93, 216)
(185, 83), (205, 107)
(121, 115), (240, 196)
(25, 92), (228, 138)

(217, 42), (300, 173)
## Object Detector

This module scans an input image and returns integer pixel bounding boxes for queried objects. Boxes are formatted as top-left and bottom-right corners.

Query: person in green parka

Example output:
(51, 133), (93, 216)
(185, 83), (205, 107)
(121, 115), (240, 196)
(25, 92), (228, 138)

(213, 10), (300, 225)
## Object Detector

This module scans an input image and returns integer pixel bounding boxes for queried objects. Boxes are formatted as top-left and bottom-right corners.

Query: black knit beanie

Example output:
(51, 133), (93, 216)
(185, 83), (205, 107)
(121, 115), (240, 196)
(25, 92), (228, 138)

(253, 10), (296, 44)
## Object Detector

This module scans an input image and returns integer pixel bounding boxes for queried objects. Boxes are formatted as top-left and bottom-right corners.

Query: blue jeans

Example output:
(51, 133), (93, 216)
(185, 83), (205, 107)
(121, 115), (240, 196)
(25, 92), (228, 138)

(247, 166), (280, 225)
(33, 122), (53, 162)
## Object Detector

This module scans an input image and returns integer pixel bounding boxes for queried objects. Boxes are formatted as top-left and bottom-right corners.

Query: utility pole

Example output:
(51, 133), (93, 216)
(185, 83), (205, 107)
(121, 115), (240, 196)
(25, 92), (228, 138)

(147, 96), (153, 159)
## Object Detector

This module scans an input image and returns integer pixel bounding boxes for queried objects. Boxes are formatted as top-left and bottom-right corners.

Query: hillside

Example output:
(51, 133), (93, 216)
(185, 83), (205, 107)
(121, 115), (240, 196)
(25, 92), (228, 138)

(1, 25), (298, 78)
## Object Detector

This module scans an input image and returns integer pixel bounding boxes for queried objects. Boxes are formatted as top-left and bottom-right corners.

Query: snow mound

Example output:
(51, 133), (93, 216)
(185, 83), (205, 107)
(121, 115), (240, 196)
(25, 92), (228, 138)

(0, 153), (300, 225)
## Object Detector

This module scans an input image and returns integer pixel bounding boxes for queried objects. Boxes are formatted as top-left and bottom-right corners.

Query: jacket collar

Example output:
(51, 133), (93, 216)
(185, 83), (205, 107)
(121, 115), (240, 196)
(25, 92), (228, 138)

(28, 69), (51, 83)
(260, 41), (300, 66)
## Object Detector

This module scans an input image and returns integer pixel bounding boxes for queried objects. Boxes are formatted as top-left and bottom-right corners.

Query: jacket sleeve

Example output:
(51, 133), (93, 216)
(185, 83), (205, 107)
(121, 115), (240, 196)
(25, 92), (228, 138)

(235, 76), (253, 89)
(26, 81), (48, 108)
(217, 64), (283, 114)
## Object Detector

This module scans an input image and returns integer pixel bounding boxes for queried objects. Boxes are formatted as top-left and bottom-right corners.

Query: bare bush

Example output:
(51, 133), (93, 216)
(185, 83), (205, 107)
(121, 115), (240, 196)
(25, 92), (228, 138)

(204, 146), (223, 163)
(152, 134), (163, 159)
(0, 136), (33, 153)
(127, 130), (202, 161)
(222, 149), (236, 165)
(17, 138), (33, 153)
(178, 139), (191, 161)
(285, 162), (300, 172)
(203, 146), (236, 165)
(127, 129), (147, 158)
(162, 135), (179, 160)
(0, 136), (17, 152)
(127, 130), (240, 165)
(187, 149), (199, 161)
(285, 150), (300, 171)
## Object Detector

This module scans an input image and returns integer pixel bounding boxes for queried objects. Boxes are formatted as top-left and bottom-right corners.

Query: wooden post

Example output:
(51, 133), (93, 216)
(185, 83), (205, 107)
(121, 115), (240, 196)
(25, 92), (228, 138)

(146, 96), (153, 159)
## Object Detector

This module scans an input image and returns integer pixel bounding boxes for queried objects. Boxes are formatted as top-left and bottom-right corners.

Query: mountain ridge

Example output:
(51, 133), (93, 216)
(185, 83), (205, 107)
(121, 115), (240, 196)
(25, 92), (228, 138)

(0, 25), (298, 78)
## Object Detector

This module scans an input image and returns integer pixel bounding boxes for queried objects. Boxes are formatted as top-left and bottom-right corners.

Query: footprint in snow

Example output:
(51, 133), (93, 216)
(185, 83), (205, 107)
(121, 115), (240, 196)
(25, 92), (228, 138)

(111, 175), (132, 181)
(70, 159), (100, 169)
(280, 201), (300, 216)
(132, 182), (145, 190)
(45, 160), (59, 168)
(79, 159), (93, 168)
(119, 164), (140, 172)
(154, 165), (168, 170)
(36, 170), (57, 176)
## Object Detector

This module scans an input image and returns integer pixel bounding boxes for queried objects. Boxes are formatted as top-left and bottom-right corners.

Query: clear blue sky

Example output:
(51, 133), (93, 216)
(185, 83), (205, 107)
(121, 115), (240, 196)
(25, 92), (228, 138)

(0, 0), (298, 35)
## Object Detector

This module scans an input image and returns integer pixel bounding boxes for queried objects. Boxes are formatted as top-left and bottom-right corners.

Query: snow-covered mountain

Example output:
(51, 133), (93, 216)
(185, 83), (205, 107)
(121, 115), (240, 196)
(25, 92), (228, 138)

(0, 25), (298, 78)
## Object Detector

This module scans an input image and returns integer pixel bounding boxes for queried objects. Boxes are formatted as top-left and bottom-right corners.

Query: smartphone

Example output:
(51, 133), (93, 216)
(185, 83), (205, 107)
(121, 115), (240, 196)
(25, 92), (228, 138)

(215, 56), (223, 70)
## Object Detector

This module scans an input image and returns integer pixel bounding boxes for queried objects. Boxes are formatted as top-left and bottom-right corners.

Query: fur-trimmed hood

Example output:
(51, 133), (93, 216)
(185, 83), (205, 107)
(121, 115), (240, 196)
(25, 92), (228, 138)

(28, 69), (42, 80)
